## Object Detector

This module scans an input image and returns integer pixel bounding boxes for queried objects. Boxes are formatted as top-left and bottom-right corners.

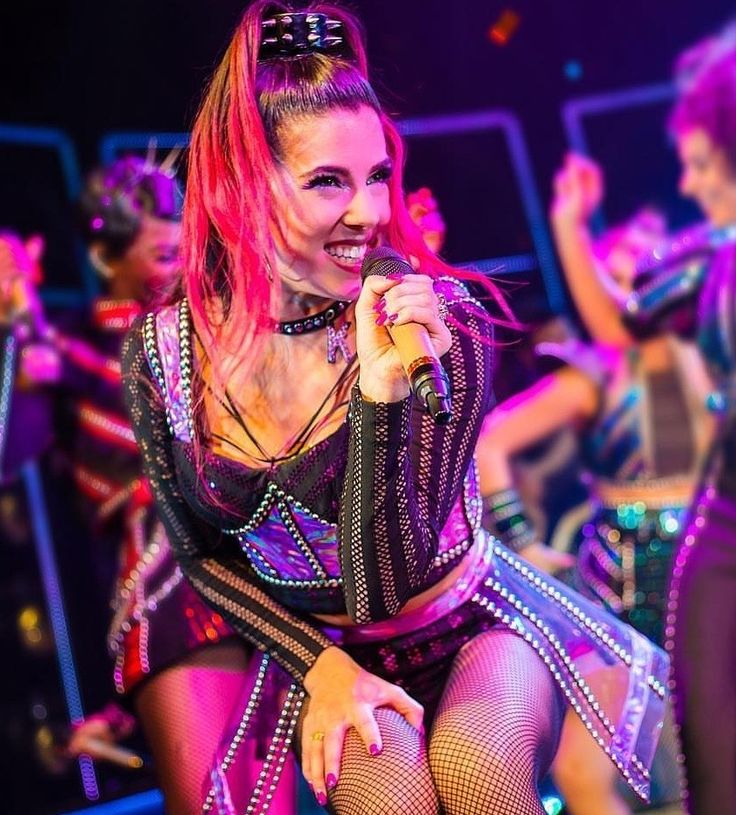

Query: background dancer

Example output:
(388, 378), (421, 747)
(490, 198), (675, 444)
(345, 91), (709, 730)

(0, 157), (295, 815)
(478, 189), (703, 815)
(622, 28), (736, 814)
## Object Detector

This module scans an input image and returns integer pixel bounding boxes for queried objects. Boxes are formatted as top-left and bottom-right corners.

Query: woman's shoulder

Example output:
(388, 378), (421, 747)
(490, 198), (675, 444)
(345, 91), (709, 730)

(122, 298), (188, 387)
(433, 274), (493, 333)
(122, 299), (194, 441)
(124, 299), (186, 351)
(433, 274), (482, 308)
(636, 221), (736, 278)
(621, 223), (736, 339)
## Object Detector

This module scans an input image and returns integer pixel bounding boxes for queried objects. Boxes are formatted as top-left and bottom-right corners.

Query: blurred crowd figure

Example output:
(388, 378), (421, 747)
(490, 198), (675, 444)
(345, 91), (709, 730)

(0, 158), (294, 814)
(480, 21), (736, 815)
(479, 159), (705, 815)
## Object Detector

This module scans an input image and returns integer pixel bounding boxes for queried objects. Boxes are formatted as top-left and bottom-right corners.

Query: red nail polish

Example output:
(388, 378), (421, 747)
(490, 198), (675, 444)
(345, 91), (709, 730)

(326, 773), (337, 790)
(369, 743), (381, 756)
(375, 311), (387, 326)
(316, 790), (328, 806)
(388, 313), (399, 323)
(373, 297), (385, 312)
(386, 272), (403, 280)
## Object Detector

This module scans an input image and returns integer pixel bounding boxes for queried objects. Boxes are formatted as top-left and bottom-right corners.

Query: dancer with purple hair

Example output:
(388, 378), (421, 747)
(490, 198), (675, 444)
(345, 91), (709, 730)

(623, 29), (736, 814)
(539, 24), (736, 814)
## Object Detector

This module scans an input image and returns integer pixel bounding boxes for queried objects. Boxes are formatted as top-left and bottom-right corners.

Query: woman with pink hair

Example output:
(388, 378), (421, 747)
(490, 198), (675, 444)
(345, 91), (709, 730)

(122, 3), (667, 813)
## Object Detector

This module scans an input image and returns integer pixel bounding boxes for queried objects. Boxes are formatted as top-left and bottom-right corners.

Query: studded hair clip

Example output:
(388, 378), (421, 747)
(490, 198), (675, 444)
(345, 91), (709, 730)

(259, 12), (346, 60)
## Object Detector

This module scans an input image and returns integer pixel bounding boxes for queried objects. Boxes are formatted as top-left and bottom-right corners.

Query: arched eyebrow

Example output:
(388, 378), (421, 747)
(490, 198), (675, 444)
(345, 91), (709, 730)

(299, 157), (393, 181)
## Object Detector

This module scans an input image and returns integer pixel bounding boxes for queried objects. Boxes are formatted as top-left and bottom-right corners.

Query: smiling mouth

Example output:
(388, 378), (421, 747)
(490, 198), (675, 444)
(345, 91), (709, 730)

(324, 243), (369, 267)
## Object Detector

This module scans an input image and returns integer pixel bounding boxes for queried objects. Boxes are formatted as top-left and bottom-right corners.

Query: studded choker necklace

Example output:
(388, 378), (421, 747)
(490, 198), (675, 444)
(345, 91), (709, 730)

(275, 300), (349, 335)
(276, 300), (352, 363)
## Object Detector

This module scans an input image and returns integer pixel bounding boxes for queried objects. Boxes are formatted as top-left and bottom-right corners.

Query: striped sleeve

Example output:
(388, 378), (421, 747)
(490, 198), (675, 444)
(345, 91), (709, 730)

(121, 320), (332, 682)
(339, 283), (495, 623)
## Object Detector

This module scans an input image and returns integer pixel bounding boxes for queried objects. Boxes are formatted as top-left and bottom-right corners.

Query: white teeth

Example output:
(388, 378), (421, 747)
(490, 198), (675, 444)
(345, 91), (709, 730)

(325, 244), (367, 263)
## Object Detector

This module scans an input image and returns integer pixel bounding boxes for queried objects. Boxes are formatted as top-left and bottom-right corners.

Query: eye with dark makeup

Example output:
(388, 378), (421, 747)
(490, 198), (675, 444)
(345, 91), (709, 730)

(302, 162), (392, 191)
(368, 165), (393, 185)
(150, 248), (179, 264)
(303, 174), (344, 190)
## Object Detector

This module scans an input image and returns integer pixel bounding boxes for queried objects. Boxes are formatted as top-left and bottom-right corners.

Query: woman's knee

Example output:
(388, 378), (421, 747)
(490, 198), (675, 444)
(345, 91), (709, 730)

(328, 708), (439, 815)
(429, 718), (536, 801)
(553, 746), (616, 799)
(552, 708), (617, 796)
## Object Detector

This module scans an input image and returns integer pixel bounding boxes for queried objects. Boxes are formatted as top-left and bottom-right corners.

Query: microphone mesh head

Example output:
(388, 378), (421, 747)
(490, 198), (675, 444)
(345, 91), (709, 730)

(361, 246), (414, 281)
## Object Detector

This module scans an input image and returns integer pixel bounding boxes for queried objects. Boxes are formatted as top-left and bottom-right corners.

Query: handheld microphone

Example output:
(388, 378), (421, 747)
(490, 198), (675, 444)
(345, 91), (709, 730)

(361, 246), (452, 425)
(77, 736), (145, 769)
(36, 726), (147, 773)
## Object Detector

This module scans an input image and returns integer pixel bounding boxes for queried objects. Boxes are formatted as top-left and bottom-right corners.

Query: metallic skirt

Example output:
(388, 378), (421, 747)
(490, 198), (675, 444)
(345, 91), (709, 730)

(573, 502), (685, 644)
(108, 514), (233, 695)
(206, 533), (669, 814)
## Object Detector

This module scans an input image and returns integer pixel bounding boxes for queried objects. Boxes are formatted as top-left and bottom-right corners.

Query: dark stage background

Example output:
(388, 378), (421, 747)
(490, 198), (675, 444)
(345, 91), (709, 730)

(0, 2), (733, 813)
(1, 0), (730, 316)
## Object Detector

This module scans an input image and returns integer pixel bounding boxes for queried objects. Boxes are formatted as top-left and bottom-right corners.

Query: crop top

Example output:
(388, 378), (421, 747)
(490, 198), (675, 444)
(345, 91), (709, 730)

(122, 278), (494, 682)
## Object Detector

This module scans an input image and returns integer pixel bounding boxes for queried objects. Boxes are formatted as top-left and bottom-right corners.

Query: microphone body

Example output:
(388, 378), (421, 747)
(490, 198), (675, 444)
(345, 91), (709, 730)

(361, 247), (452, 424)
(77, 736), (145, 769)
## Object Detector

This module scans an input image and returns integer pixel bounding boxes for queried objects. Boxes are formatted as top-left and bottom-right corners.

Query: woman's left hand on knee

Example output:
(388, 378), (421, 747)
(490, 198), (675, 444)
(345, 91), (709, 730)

(301, 646), (424, 805)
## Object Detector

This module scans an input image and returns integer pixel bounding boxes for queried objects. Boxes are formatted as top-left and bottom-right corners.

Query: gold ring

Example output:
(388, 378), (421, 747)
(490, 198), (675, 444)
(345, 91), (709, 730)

(311, 731), (325, 742)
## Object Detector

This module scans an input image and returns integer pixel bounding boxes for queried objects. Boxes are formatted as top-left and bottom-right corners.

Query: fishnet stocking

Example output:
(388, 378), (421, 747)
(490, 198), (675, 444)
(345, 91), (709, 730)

(134, 641), (295, 815)
(294, 707), (440, 815)
(296, 629), (564, 815)
(330, 709), (439, 815)
(429, 629), (564, 815)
